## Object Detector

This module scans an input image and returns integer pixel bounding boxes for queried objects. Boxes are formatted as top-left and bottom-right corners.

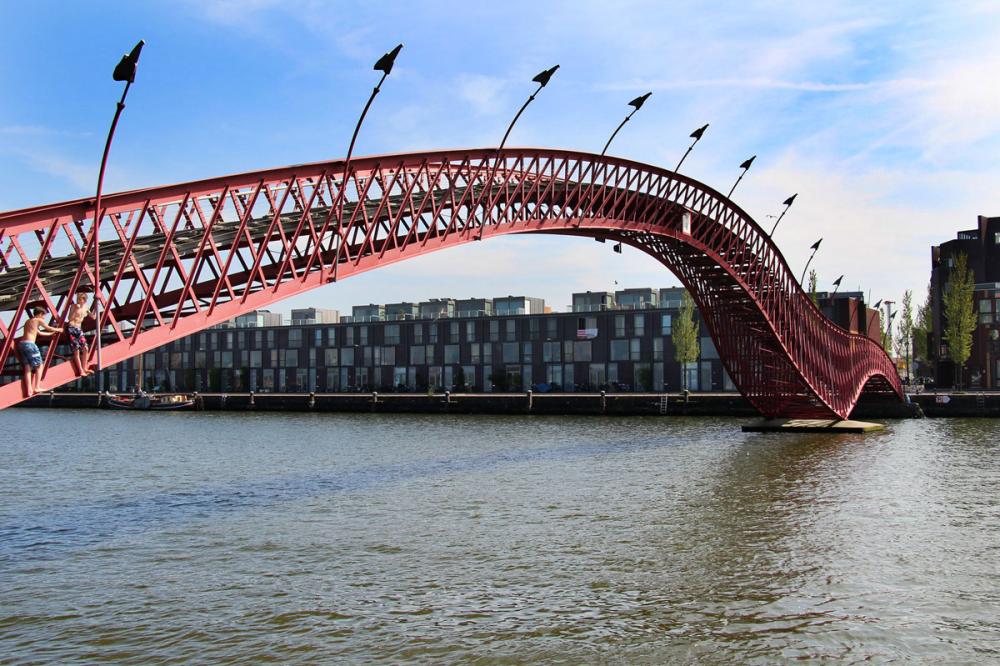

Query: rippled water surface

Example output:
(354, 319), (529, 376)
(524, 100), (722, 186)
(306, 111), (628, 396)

(1, 410), (999, 663)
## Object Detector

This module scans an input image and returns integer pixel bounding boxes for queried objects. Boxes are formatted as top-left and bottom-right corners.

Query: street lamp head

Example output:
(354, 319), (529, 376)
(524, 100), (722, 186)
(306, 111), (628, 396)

(739, 155), (757, 171)
(373, 43), (403, 75)
(112, 39), (145, 83)
(628, 92), (652, 110)
(783, 193), (798, 207)
(532, 65), (560, 87)
(690, 123), (709, 140)
(873, 299), (882, 309)
(810, 238), (822, 251)
(833, 275), (843, 287)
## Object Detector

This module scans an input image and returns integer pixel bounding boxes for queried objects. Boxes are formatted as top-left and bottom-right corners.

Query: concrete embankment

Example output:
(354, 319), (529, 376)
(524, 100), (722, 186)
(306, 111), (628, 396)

(14, 390), (978, 418)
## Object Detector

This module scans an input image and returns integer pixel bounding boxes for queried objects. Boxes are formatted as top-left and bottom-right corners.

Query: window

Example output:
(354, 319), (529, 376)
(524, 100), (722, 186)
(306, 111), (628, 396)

(482, 342), (492, 364)
(425, 345), (436, 364)
(410, 346), (426, 365)
(380, 346), (395, 366)
(610, 339), (628, 361)
(633, 314), (645, 335)
(326, 327), (336, 346)
(543, 341), (561, 362)
(284, 349), (299, 367)
(653, 337), (663, 361)
(546, 364), (562, 386)
(470, 343), (481, 364)
(529, 319), (539, 339)
(253, 330), (262, 348)
(630, 338), (641, 361)
(465, 321), (475, 342)
(314, 329), (322, 346)
(450, 321), (460, 342)
(661, 314), (672, 335)
(614, 315), (626, 337)
(445, 344), (460, 364)
(324, 349), (339, 366)
(288, 329), (302, 347)
(995, 232), (1000, 245)
(413, 323), (423, 344)
(574, 341), (592, 362)
(505, 319), (516, 341)
(340, 347), (355, 366)
(489, 320), (499, 341)
(503, 342), (519, 363)
(385, 324), (400, 345)
(225, 331), (233, 349)
(344, 327), (354, 345)
(359, 326), (369, 345)
(523, 342), (533, 363)
(429, 324), (438, 344)
(221, 351), (233, 368)
(546, 318), (557, 339)
(563, 340), (574, 362)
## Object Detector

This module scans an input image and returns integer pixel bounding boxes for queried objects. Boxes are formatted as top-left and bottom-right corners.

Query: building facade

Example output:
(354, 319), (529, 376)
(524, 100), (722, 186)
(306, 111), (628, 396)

(931, 215), (1000, 388)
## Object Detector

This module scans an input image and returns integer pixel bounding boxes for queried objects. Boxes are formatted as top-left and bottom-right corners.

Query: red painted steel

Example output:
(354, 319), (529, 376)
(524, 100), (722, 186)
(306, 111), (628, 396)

(0, 148), (903, 416)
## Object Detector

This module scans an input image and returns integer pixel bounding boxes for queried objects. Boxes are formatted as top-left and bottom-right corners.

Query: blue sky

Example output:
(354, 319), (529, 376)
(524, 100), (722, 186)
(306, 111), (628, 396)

(2, 1), (999, 315)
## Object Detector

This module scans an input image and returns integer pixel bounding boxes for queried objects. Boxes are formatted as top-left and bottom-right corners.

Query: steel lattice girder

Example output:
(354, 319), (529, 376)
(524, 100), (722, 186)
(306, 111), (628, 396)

(0, 147), (902, 416)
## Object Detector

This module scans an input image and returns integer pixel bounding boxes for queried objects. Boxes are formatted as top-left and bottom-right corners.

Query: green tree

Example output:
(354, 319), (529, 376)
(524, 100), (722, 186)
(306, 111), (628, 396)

(942, 253), (976, 389)
(808, 269), (819, 306)
(673, 290), (701, 390)
(912, 282), (932, 367)
(896, 290), (914, 382)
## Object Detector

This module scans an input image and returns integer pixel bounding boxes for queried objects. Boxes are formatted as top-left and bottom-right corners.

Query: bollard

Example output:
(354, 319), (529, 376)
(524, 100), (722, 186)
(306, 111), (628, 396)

(371, 391), (379, 412)
(308, 391), (316, 409)
(600, 389), (606, 414)
(526, 389), (533, 413)
(249, 391), (256, 408)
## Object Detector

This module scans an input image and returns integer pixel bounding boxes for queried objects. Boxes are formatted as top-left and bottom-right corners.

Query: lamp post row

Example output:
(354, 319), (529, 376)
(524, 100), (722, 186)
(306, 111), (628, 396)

(85, 40), (840, 388)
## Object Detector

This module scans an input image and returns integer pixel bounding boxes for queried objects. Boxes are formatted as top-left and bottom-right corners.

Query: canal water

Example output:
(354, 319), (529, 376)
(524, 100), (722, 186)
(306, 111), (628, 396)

(1, 411), (998, 663)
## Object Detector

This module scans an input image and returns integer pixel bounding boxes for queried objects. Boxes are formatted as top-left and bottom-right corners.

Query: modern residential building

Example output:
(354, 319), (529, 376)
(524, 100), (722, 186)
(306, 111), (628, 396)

(352, 303), (385, 322)
(385, 302), (419, 320)
(456, 298), (493, 318)
(290, 307), (339, 325)
(227, 310), (283, 328)
(419, 298), (455, 320)
(615, 288), (658, 310)
(56, 288), (876, 396)
(931, 215), (1000, 387)
(572, 291), (614, 312)
(493, 296), (544, 316)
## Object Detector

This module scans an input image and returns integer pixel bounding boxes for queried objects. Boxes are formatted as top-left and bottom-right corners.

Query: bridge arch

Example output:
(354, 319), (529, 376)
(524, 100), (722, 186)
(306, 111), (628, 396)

(0, 147), (902, 416)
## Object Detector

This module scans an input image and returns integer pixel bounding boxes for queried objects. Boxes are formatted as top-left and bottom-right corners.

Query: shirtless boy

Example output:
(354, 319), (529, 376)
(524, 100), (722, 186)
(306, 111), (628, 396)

(66, 293), (94, 376)
(18, 307), (63, 397)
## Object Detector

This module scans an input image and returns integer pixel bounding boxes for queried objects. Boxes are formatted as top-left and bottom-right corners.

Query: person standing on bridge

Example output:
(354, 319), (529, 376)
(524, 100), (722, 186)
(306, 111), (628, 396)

(17, 308), (63, 398)
(66, 292), (95, 377)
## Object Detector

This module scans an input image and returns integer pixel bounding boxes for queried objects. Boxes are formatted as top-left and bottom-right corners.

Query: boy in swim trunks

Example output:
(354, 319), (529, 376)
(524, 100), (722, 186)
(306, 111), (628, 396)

(66, 292), (94, 376)
(18, 307), (63, 397)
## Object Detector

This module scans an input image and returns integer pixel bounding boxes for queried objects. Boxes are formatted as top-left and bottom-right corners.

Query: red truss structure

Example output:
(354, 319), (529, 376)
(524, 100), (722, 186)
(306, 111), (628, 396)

(0, 148), (902, 416)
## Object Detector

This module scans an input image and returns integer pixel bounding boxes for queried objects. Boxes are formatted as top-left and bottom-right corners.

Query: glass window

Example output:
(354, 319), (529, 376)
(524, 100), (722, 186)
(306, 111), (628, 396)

(505, 319), (516, 341)
(661, 314), (672, 335)
(470, 343), (481, 364)
(630, 338), (641, 361)
(546, 317), (557, 339)
(221, 351), (233, 368)
(563, 364), (574, 391)
(483, 342), (492, 364)
(410, 346), (426, 365)
(285, 349), (299, 367)
(523, 342), (533, 362)
(543, 341), (561, 362)
(607, 362), (618, 384)
(611, 339), (628, 361)
(563, 340), (574, 362)
(324, 349), (339, 366)
(385, 324), (400, 345)
(981, 299), (992, 313)
(225, 331), (233, 349)
(344, 327), (354, 345)
(529, 319), (539, 339)
(314, 329), (322, 346)
(425, 345), (436, 364)
(574, 341), (592, 362)
(465, 321), (475, 342)
(413, 323), (423, 344)
(546, 364), (562, 387)
(195, 352), (206, 369)
(503, 342), (519, 363)
(633, 314), (645, 335)
(589, 363), (606, 387)
(429, 324), (438, 344)
(489, 320), (499, 341)
(445, 344), (460, 364)
(614, 315), (626, 337)
(653, 337), (663, 361)
(381, 346), (395, 366)
(288, 329), (302, 347)
(450, 322), (459, 342)
(340, 347), (355, 366)
(359, 326), (368, 345)
(326, 327), (336, 346)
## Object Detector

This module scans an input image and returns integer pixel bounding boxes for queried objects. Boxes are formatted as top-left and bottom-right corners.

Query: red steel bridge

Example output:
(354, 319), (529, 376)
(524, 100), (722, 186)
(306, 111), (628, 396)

(0, 147), (902, 417)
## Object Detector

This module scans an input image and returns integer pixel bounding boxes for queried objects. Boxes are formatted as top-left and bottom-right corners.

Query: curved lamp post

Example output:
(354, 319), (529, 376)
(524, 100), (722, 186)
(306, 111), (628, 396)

(675, 123), (708, 172)
(331, 43), (402, 282)
(727, 155), (756, 198)
(600, 92), (651, 157)
(831, 274), (844, 297)
(799, 237), (822, 285)
(477, 65), (559, 240)
(94, 39), (144, 393)
(769, 193), (797, 236)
